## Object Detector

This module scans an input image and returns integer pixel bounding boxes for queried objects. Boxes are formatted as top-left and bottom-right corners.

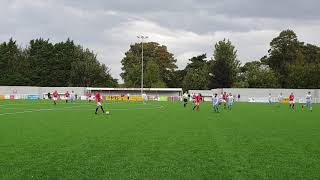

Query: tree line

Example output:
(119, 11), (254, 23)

(1, 29), (320, 89)
(121, 29), (320, 90)
(0, 38), (117, 87)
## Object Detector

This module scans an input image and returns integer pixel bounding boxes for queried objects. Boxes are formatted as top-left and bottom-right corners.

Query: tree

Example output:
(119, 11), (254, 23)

(236, 61), (280, 88)
(264, 30), (301, 87)
(69, 46), (117, 87)
(0, 38), (117, 87)
(209, 39), (240, 88)
(121, 42), (177, 87)
(301, 44), (320, 64)
(286, 61), (320, 89)
(0, 38), (31, 85)
(182, 54), (209, 90)
(144, 61), (166, 88)
(165, 70), (186, 88)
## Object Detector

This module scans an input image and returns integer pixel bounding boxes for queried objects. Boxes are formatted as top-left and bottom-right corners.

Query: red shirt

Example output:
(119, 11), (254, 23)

(95, 93), (102, 102)
(53, 92), (58, 98)
(195, 95), (201, 103)
(65, 92), (70, 97)
(289, 95), (294, 101)
(223, 94), (227, 100)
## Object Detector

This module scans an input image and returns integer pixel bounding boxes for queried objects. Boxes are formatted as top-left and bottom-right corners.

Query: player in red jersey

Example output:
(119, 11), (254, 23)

(95, 92), (105, 114)
(53, 90), (59, 105)
(289, 93), (295, 109)
(65, 91), (70, 103)
(222, 92), (227, 109)
(193, 94), (202, 111)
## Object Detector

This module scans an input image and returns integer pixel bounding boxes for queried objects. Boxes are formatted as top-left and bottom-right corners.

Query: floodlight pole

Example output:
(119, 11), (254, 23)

(137, 35), (148, 95)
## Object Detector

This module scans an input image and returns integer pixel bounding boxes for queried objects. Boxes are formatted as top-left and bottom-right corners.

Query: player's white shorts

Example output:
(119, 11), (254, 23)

(195, 102), (200, 106)
(221, 100), (226, 103)
(53, 97), (57, 101)
(96, 102), (102, 106)
(289, 100), (294, 104)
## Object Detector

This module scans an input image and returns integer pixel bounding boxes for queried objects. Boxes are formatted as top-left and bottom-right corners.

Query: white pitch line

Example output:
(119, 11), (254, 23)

(55, 105), (165, 111)
(0, 104), (164, 116)
(0, 105), (91, 116)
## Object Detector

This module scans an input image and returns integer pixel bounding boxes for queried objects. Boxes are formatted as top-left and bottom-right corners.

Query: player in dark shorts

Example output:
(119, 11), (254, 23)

(183, 92), (188, 107)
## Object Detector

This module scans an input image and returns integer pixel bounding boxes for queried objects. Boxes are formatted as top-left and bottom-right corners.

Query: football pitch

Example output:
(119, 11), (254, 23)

(0, 100), (320, 179)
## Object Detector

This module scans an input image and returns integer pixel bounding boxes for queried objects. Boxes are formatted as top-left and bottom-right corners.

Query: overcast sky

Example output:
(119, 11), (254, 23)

(1, 0), (320, 82)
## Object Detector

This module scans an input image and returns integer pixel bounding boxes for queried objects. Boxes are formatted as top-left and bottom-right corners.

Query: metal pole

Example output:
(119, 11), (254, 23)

(141, 41), (144, 95)
(137, 36), (148, 96)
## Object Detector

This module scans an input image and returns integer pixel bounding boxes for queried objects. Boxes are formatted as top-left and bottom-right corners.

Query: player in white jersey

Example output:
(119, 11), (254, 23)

(227, 93), (234, 110)
(70, 91), (75, 102)
(278, 93), (283, 107)
(142, 93), (148, 104)
(303, 92), (313, 112)
(212, 93), (219, 113)
(268, 93), (272, 104)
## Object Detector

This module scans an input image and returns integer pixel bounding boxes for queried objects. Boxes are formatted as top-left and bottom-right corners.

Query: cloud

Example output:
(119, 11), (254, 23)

(1, 0), (320, 83)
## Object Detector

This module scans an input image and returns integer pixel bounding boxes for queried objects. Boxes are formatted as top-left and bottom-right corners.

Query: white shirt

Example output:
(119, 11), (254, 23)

(306, 94), (312, 102)
(212, 96), (219, 105)
(227, 96), (234, 103)
(278, 95), (283, 102)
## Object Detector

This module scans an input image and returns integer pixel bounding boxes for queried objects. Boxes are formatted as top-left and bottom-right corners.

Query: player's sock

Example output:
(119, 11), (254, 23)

(193, 106), (196, 110)
(101, 106), (105, 113)
(197, 106), (199, 110)
(95, 107), (98, 114)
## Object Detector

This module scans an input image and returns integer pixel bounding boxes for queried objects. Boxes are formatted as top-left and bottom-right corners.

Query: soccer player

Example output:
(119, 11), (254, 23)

(47, 92), (51, 100)
(212, 93), (219, 113)
(192, 93), (196, 106)
(65, 91), (70, 103)
(268, 93), (272, 104)
(52, 90), (59, 105)
(289, 93), (295, 109)
(278, 93), (283, 107)
(142, 93), (148, 104)
(183, 92), (188, 107)
(95, 92), (105, 114)
(227, 93), (234, 110)
(222, 92), (227, 109)
(193, 94), (202, 111)
(70, 91), (75, 103)
(219, 93), (223, 106)
(303, 92), (313, 112)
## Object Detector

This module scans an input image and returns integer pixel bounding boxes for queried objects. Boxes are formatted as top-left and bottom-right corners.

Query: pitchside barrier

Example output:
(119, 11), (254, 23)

(104, 96), (180, 102)
(0, 94), (181, 102)
(0, 94), (40, 100)
(106, 96), (143, 102)
(189, 88), (320, 104)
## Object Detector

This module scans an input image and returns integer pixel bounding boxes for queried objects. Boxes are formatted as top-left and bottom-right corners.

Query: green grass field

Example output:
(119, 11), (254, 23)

(0, 100), (320, 180)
